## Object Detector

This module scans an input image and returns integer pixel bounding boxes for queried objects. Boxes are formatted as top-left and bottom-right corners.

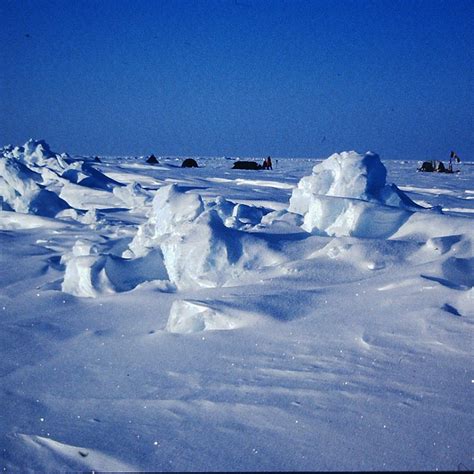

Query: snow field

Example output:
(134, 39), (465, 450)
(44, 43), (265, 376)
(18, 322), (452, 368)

(0, 140), (473, 471)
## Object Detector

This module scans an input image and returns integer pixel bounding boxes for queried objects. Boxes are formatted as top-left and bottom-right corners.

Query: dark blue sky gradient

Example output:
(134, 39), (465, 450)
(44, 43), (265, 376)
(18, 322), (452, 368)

(1, 0), (473, 159)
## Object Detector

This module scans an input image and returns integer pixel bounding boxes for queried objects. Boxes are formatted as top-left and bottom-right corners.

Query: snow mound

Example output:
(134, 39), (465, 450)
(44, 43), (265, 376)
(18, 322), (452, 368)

(61, 240), (111, 297)
(112, 182), (153, 208)
(127, 184), (281, 289)
(4, 139), (69, 172)
(126, 184), (205, 258)
(206, 196), (270, 230)
(227, 202), (269, 229)
(289, 151), (421, 237)
(8, 434), (138, 472)
(61, 240), (170, 297)
(166, 300), (252, 333)
(61, 161), (123, 191)
(0, 155), (69, 217)
(161, 209), (277, 289)
(1, 139), (126, 217)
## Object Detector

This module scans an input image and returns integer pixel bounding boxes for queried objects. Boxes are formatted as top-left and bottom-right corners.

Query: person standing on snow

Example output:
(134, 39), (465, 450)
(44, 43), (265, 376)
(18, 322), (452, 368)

(263, 156), (273, 170)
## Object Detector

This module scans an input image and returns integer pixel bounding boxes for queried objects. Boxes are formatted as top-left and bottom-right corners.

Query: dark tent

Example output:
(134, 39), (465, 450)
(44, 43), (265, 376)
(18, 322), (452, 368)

(182, 158), (198, 168)
(418, 161), (434, 172)
(232, 161), (262, 170)
(146, 154), (159, 164)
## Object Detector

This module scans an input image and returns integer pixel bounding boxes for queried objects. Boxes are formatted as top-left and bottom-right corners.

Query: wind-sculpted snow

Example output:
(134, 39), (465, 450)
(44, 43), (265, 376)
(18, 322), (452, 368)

(61, 161), (123, 191)
(7, 139), (69, 172)
(62, 183), (279, 297)
(126, 184), (206, 258)
(112, 182), (153, 208)
(160, 208), (281, 289)
(1, 144), (473, 472)
(0, 155), (69, 217)
(61, 240), (111, 297)
(127, 184), (281, 291)
(0, 140), (124, 218)
(60, 153), (469, 306)
(289, 151), (425, 237)
(61, 240), (170, 297)
(166, 299), (257, 333)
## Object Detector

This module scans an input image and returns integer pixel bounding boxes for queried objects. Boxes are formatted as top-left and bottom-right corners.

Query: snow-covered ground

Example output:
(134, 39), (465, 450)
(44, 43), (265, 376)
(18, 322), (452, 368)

(1, 141), (472, 472)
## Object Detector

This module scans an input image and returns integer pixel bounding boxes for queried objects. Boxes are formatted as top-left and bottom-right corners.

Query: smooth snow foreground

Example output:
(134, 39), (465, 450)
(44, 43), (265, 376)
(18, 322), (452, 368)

(1, 141), (473, 472)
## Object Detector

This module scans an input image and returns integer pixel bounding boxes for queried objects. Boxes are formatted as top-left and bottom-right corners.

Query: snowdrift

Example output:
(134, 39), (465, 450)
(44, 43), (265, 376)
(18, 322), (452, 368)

(0, 140), (124, 218)
(61, 161), (123, 191)
(166, 299), (257, 333)
(61, 240), (170, 297)
(35, 147), (470, 341)
(59, 151), (450, 311)
(289, 151), (424, 237)
(61, 184), (277, 297)
(1, 141), (473, 472)
(0, 154), (69, 217)
(126, 184), (280, 290)
(112, 182), (153, 209)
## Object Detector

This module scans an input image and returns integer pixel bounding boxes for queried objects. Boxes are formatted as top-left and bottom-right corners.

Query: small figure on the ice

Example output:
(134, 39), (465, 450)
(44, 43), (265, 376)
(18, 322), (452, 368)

(262, 156), (273, 170)
(448, 151), (461, 173)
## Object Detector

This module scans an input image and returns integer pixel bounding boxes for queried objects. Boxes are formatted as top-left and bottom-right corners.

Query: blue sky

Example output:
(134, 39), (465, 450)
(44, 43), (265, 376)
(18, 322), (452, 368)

(1, 0), (473, 159)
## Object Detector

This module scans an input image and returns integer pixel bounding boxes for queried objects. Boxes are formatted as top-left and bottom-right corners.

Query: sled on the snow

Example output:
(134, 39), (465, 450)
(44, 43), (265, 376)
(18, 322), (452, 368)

(232, 161), (262, 170)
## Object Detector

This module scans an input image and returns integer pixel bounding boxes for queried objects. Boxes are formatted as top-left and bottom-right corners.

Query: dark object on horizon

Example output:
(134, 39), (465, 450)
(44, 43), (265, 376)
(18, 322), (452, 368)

(94, 156), (101, 163)
(146, 154), (159, 164)
(418, 161), (434, 172)
(232, 161), (262, 170)
(418, 160), (458, 173)
(181, 158), (198, 168)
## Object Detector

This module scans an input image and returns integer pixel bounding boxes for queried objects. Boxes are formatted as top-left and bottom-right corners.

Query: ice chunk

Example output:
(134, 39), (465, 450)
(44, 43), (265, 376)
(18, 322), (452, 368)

(61, 240), (169, 297)
(0, 156), (69, 216)
(127, 184), (205, 257)
(289, 151), (418, 237)
(61, 240), (110, 297)
(127, 184), (282, 289)
(226, 203), (268, 229)
(112, 182), (153, 208)
(7, 139), (69, 173)
(61, 162), (123, 191)
(160, 209), (238, 289)
(166, 300), (228, 333)
(152, 184), (205, 236)
(166, 299), (254, 333)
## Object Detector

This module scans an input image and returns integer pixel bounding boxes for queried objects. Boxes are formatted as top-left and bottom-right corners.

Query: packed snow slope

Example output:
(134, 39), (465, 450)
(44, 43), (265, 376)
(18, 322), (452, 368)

(1, 141), (473, 472)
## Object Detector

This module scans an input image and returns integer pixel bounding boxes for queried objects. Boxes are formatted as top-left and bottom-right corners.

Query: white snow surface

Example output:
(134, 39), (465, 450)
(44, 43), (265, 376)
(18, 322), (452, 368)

(0, 141), (473, 472)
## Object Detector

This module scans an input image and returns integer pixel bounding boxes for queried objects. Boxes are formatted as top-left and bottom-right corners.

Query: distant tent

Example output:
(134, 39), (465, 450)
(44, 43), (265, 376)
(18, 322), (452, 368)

(146, 154), (159, 164)
(182, 158), (198, 168)
(232, 161), (262, 170)
(94, 156), (101, 163)
(418, 161), (434, 172)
